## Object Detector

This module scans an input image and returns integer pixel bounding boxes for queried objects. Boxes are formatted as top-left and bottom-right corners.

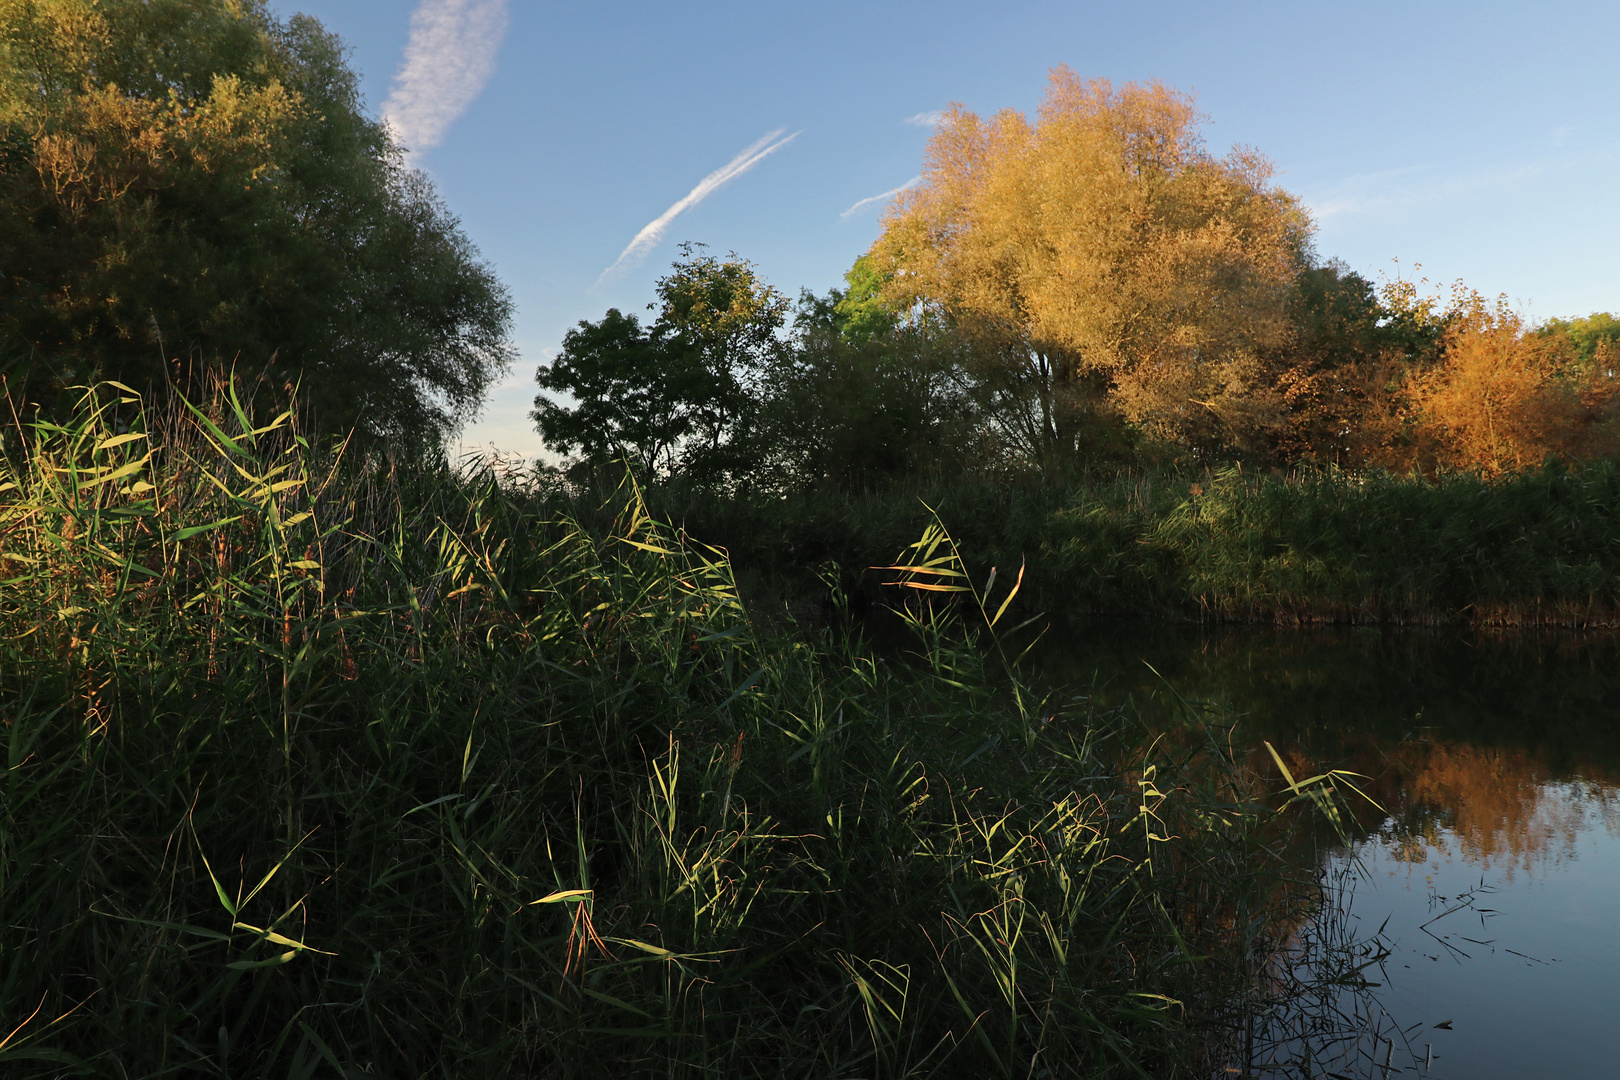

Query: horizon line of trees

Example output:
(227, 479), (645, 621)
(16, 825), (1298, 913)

(535, 70), (1620, 487)
(3, 11), (1613, 482)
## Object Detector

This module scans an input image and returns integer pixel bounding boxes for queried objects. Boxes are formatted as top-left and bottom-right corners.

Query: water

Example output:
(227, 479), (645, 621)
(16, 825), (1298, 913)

(1043, 622), (1620, 1078)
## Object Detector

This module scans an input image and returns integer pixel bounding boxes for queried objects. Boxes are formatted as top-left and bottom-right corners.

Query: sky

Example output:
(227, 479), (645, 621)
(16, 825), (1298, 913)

(286, 0), (1620, 458)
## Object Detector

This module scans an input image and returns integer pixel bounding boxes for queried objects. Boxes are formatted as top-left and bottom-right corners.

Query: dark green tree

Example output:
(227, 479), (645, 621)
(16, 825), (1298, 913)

(761, 267), (977, 486)
(0, 0), (513, 441)
(533, 245), (787, 482)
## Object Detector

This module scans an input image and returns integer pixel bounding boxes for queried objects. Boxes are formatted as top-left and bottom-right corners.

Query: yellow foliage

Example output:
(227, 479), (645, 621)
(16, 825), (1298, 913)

(870, 67), (1312, 464)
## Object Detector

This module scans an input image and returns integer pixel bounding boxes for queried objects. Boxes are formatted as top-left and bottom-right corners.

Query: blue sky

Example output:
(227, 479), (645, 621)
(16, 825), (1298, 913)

(288, 0), (1620, 456)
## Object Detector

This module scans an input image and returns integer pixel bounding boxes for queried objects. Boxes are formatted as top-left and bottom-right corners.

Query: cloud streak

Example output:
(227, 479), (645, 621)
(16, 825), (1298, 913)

(383, 0), (510, 161)
(905, 110), (944, 128)
(840, 176), (920, 219)
(1301, 159), (1573, 222)
(597, 129), (800, 284)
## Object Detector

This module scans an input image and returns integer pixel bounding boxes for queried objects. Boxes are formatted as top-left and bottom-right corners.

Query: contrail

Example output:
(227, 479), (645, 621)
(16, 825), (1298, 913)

(382, 0), (510, 161)
(597, 129), (800, 284)
(841, 176), (921, 219)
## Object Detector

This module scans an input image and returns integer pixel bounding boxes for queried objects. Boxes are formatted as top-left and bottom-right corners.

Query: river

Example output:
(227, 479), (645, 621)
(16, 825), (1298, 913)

(1044, 622), (1620, 1078)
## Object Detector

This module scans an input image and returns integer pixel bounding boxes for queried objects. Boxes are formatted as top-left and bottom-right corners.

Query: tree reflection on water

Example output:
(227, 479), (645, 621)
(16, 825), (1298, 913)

(1047, 622), (1620, 1077)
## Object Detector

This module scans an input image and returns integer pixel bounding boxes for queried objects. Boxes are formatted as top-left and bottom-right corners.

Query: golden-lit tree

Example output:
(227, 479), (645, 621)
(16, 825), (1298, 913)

(1406, 295), (1620, 475)
(869, 67), (1313, 466)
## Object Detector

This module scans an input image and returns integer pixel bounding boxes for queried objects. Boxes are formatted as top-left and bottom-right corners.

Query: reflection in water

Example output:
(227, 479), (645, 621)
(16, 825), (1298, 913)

(1042, 622), (1620, 1078)
(1349, 741), (1620, 879)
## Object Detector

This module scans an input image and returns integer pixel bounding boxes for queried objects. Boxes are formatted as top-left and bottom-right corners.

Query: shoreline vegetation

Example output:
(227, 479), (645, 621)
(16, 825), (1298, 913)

(0, 386), (1372, 1077)
(626, 459), (1620, 632)
(5, 10), (1619, 1074)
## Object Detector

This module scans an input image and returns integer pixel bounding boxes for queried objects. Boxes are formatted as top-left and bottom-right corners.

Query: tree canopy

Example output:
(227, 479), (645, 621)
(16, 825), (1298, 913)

(868, 68), (1313, 465)
(0, 0), (513, 440)
(533, 246), (787, 482)
(533, 71), (1617, 487)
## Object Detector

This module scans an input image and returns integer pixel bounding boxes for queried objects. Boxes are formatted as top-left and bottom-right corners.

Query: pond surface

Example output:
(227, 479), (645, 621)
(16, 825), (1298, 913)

(1045, 622), (1620, 1078)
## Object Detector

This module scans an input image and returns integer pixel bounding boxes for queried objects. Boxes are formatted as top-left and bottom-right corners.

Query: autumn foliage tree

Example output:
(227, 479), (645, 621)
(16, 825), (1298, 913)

(1405, 296), (1620, 475)
(868, 67), (1313, 468)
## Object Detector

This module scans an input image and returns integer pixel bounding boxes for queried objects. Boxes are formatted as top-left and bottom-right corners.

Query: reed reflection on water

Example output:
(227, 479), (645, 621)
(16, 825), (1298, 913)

(1043, 622), (1620, 1078)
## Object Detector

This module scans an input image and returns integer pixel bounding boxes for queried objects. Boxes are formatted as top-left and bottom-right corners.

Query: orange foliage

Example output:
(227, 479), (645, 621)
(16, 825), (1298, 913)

(1374, 740), (1620, 879)
(1405, 298), (1620, 474)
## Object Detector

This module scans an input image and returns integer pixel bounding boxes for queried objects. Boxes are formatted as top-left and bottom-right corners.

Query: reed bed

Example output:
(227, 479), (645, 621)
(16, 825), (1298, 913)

(646, 461), (1620, 626)
(0, 385), (1368, 1077)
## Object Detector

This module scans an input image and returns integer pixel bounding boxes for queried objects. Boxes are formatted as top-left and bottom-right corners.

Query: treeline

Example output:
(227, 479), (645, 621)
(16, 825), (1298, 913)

(537, 72), (1620, 489)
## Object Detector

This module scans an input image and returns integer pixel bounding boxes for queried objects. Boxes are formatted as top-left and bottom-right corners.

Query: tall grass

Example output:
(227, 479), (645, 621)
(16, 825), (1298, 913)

(1, 385), (1359, 1077)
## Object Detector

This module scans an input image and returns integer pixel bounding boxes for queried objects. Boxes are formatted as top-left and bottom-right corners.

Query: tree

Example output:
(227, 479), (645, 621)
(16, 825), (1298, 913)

(759, 276), (978, 486)
(1539, 312), (1620, 366)
(533, 246), (787, 482)
(868, 67), (1313, 466)
(1268, 261), (1449, 465)
(0, 0), (513, 441)
(1406, 295), (1620, 474)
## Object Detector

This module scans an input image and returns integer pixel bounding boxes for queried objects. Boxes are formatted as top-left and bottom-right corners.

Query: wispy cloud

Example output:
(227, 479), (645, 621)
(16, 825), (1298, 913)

(1301, 159), (1569, 223)
(841, 176), (920, 219)
(905, 110), (944, 128)
(597, 129), (800, 284)
(382, 0), (510, 161)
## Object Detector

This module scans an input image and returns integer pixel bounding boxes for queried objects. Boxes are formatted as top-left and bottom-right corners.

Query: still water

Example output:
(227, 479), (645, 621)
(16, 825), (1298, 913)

(1048, 623), (1620, 1078)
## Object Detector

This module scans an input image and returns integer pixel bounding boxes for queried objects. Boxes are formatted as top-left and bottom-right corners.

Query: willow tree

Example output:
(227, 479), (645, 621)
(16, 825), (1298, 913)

(869, 68), (1313, 464)
(0, 0), (513, 441)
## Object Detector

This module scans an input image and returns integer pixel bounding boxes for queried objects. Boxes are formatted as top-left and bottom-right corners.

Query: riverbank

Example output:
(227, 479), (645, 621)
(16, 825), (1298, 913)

(639, 461), (1620, 628)
(0, 388), (1350, 1077)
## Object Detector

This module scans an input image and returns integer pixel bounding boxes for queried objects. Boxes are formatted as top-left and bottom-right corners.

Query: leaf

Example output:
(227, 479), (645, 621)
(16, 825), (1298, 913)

(180, 394), (250, 456)
(710, 667), (767, 716)
(94, 432), (147, 452)
(226, 950), (297, 970)
(0, 1049), (83, 1064)
(404, 793), (463, 816)
(1263, 741), (1299, 794)
(892, 581), (967, 593)
(232, 922), (336, 955)
(193, 838), (237, 918)
(76, 454), (151, 490)
(297, 1022), (349, 1075)
(990, 560), (1027, 629)
(90, 910), (230, 941)
(173, 517), (242, 542)
(529, 889), (592, 905)
(617, 537), (678, 555)
(605, 938), (676, 959)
